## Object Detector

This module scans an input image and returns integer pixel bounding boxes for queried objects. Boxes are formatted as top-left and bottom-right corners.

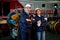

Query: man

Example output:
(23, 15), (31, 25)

(20, 4), (34, 40)
(7, 10), (19, 40)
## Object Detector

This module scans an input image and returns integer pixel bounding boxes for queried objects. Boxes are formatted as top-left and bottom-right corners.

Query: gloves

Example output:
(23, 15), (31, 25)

(26, 19), (31, 21)
(44, 18), (47, 21)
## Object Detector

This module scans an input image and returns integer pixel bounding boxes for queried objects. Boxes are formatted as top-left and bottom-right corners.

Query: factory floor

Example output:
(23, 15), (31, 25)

(0, 30), (60, 40)
(46, 31), (60, 40)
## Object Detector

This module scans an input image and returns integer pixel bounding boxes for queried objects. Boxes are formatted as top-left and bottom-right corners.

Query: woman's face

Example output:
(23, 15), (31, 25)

(36, 9), (41, 15)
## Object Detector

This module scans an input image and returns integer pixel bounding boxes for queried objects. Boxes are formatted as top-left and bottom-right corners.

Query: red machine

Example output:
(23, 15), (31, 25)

(0, 0), (23, 36)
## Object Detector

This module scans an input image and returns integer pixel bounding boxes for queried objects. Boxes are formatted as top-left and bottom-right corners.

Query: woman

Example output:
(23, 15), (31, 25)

(34, 8), (47, 40)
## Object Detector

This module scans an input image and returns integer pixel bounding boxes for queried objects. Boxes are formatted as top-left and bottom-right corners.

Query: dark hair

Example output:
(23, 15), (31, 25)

(35, 9), (41, 15)
(9, 12), (16, 19)
(10, 12), (16, 16)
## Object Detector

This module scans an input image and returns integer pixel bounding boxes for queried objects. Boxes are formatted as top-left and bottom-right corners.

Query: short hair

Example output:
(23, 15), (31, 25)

(35, 8), (41, 14)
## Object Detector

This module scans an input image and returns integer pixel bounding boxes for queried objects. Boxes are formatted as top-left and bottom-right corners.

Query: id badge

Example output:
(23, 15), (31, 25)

(37, 20), (41, 27)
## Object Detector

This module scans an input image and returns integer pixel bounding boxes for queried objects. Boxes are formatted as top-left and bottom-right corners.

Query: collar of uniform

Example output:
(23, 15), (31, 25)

(38, 15), (41, 17)
(24, 12), (29, 16)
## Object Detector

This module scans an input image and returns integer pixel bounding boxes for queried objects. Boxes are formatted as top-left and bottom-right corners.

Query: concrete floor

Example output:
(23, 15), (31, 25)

(0, 30), (60, 40)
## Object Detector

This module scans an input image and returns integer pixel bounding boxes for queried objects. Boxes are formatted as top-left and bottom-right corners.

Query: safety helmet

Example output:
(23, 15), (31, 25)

(25, 4), (31, 7)
(35, 8), (41, 11)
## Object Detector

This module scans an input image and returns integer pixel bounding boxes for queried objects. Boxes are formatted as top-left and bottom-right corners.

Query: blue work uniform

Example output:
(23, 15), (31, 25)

(19, 12), (32, 40)
(33, 14), (46, 40)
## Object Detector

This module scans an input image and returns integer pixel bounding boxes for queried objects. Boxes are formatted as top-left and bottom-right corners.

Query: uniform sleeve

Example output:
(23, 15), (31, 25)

(20, 14), (25, 23)
(7, 12), (11, 21)
(32, 15), (36, 23)
(10, 20), (17, 24)
(41, 16), (47, 30)
(20, 14), (28, 29)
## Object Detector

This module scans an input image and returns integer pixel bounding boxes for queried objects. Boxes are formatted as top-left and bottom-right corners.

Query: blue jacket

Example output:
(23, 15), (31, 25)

(34, 14), (46, 32)
(19, 12), (31, 32)
(7, 12), (17, 25)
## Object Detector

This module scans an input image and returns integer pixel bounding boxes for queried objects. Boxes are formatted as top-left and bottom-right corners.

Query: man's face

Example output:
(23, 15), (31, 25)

(26, 7), (31, 13)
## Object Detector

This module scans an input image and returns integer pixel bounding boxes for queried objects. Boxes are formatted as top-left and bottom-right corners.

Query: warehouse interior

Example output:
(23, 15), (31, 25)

(0, 0), (60, 40)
